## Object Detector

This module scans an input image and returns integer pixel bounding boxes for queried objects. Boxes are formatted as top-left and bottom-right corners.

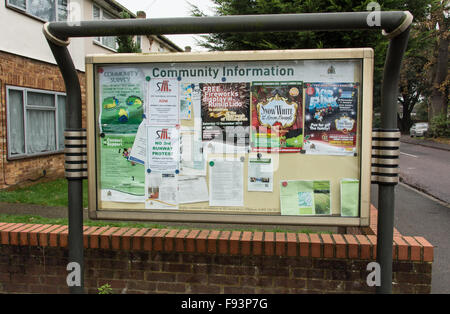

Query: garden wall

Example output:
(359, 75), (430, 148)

(0, 207), (433, 294)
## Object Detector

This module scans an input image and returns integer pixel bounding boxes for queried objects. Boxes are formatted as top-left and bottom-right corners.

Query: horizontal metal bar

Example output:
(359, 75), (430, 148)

(47, 11), (408, 40)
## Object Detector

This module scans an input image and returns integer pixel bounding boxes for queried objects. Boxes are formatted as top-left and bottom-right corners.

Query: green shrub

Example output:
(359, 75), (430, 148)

(429, 114), (450, 138)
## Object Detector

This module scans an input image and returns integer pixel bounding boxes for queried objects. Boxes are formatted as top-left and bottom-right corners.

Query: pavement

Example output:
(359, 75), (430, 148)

(400, 135), (450, 152)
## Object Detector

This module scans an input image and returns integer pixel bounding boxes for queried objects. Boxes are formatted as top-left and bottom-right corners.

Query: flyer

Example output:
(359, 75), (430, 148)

(341, 179), (359, 217)
(180, 127), (206, 176)
(251, 81), (303, 153)
(209, 158), (244, 207)
(178, 176), (209, 204)
(303, 82), (359, 155)
(145, 172), (178, 209)
(147, 126), (180, 173)
(200, 83), (250, 146)
(247, 155), (273, 192)
(128, 121), (147, 165)
(100, 134), (146, 202)
(147, 77), (180, 125)
(98, 66), (145, 134)
(280, 180), (331, 216)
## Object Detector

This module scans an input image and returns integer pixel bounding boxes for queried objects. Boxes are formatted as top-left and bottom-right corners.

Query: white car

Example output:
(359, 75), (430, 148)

(410, 122), (429, 137)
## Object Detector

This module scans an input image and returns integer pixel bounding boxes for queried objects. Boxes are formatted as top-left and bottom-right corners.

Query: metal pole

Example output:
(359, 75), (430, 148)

(376, 26), (411, 294)
(46, 39), (85, 294)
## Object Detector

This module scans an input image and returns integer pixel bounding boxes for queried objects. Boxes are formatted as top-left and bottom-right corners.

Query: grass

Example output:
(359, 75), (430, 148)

(0, 178), (88, 208)
(0, 179), (332, 234)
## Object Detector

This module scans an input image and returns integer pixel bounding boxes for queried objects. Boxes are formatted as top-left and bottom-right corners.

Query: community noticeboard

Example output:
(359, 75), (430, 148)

(86, 49), (373, 227)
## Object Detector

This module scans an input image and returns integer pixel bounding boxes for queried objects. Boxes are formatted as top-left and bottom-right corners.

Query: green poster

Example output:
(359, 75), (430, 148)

(100, 134), (145, 201)
(98, 66), (145, 134)
(340, 179), (359, 217)
(280, 180), (331, 216)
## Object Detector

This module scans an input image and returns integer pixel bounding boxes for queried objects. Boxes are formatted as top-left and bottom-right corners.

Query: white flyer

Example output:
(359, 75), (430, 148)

(128, 121), (147, 165)
(145, 172), (179, 209)
(178, 176), (209, 204)
(248, 155), (273, 192)
(180, 127), (206, 176)
(209, 158), (244, 207)
(147, 126), (180, 173)
(147, 77), (180, 125)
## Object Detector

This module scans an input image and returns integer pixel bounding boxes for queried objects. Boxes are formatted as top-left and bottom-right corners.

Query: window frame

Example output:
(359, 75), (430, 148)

(5, 0), (68, 23)
(92, 4), (118, 52)
(6, 85), (66, 160)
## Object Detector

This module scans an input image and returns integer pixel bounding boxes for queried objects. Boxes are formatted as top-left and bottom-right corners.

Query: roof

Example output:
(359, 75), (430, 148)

(96, 0), (184, 52)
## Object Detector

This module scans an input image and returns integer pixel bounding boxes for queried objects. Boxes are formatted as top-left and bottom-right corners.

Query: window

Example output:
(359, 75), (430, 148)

(93, 4), (118, 51)
(6, 0), (68, 22)
(6, 86), (66, 158)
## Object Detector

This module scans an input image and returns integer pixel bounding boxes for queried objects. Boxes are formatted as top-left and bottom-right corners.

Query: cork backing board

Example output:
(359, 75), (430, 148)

(86, 49), (373, 226)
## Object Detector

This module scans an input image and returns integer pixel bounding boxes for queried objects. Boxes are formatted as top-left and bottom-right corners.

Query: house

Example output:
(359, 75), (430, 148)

(0, 0), (183, 189)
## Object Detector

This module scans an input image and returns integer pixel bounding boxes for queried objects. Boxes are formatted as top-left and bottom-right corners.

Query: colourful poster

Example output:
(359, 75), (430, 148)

(100, 134), (145, 202)
(98, 66), (145, 134)
(180, 83), (193, 120)
(251, 81), (303, 153)
(200, 83), (250, 144)
(303, 82), (359, 155)
(280, 180), (331, 216)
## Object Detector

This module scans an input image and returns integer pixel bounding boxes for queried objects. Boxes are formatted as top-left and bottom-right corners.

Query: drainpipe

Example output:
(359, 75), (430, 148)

(43, 11), (412, 294)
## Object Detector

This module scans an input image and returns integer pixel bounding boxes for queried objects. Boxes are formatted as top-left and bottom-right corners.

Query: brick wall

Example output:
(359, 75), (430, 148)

(0, 51), (86, 189)
(0, 209), (434, 294)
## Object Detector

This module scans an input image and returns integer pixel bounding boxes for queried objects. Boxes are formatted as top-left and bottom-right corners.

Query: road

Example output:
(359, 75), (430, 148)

(399, 141), (450, 204)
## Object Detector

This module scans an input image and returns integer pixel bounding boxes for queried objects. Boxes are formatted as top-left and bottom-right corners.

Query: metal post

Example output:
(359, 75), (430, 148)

(46, 38), (85, 294)
(376, 26), (411, 294)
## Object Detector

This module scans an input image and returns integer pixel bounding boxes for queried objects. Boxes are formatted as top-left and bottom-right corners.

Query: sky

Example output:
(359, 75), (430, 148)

(115, 0), (216, 51)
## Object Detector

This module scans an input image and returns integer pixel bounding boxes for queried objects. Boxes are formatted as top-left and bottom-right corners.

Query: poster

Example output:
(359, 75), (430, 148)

(303, 82), (359, 155)
(147, 77), (180, 125)
(147, 126), (180, 173)
(341, 179), (359, 217)
(251, 81), (303, 153)
(200, 83), (250, 146)
(280, 180), (331, 216)
(98, 66), (145, 134)
(178, 176), (209, 204)
(145, 172), (178, 209)
(209, 158), (244, 207)
(100, 134), (145, 202)
(180, 127), (206, 176)
(180, 83), (193, 120)
(247, 155), (273, 192)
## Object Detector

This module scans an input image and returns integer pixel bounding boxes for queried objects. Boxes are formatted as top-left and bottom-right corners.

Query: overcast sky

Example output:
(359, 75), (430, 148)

(115, 0), (216, 51)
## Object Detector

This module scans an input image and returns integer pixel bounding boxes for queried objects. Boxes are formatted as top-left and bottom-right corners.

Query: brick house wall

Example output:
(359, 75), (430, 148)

(0, 51), (86, 189)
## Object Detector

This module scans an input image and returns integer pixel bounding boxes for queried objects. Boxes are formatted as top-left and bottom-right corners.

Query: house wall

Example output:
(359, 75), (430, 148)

(0, 51), (86, 189)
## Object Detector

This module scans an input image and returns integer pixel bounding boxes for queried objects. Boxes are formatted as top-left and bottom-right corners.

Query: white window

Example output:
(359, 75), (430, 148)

(6, 86), (66, 158)
(93, 4), (118, 51)
(6, 0), (68, 22)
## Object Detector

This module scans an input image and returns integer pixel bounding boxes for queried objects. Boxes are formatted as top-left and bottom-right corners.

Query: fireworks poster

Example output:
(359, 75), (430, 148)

(303, 82), (359, 156)
(200, 83), (250, 144)
(251, 81), (303, 153)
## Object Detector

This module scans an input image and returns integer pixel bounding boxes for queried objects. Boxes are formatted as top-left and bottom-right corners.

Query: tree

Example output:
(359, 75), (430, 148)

(192, 0), (433, 128)
(427, 1), (449, 121)
(116, 11), (142, 53)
